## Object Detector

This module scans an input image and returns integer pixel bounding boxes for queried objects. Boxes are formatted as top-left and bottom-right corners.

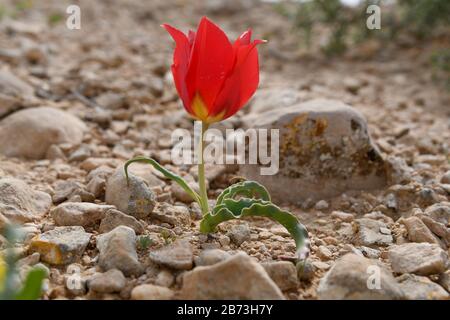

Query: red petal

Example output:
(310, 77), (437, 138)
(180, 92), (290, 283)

(235, 29), (252, 46)
(185, 17), (234, 112)
(161, 24), (193, 114)
(212, 39), (263, 120)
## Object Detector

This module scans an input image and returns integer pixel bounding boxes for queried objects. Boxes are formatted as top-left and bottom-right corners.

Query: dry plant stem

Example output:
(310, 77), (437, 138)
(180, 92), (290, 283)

(198, 121), (209, 215)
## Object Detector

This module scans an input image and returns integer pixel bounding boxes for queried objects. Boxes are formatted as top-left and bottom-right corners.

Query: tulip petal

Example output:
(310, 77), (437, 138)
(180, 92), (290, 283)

(162, 24), (193, 114)
(213, 39), (263, 120)
(235, 29), (252, 46)
(186, 17), (234, 112)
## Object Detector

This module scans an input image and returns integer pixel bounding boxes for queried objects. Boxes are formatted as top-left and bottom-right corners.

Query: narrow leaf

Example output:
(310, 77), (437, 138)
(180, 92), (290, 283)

(124, 156), (202, 206)
(14, 267), (46, 300)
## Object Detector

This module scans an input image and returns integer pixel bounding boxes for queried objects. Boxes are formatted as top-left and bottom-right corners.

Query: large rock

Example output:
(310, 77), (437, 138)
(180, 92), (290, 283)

(96, 226), (143, 276)
(317, 253), (404, 300)
(396, 274), (449, 300)
(29, 226), (91, 265)
(179, 252), (284, 299)
(0, 69), (35, 118)
(388, 243), (448, 276)
(51, 202), (114, 227)
(0, 107), (86, 159)
(105, 166), (156, 219)
(0, 178), (51, 223)
(240, 99), (386, 203)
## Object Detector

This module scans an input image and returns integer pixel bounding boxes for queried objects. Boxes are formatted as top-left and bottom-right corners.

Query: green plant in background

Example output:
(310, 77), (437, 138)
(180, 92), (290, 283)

(431, 49), (450, 89)
(137, 235), (153, 250)
(276, 0), (450, 56)
(48, 12), (64, 26)
(0, 225), (46, 300)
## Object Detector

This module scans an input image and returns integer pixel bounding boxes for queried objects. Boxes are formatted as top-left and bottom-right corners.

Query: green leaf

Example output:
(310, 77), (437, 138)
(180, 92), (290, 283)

(14, 267), (46, 300)
(200, 197), (310, 262)
(124, 156), (202, 207)
(216, 180), (271, 205)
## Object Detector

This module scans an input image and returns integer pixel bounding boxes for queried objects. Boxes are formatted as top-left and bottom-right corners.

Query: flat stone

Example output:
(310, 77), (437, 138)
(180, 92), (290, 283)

(317, 253), (404, 299)
(131, 284), (174, 300)
(150, 203), (190, 227)
(97, 226), (143, 276)
(261, 261), (298, 291)
(396, 274), (449, 300)
(240, 99), (386, 203)
(0, 107), (86, 159)
(88, 269), (126, 293)
(149, 240), (193, 270)
(0, 178), (51, 223)
(389, 243), (448, 275)
(29, 226), (91, 265)
(180, 252), (284, 299)
(51, 202), (114, 227)
(353, 218), (393, 247)
(99, 209), (144, 234)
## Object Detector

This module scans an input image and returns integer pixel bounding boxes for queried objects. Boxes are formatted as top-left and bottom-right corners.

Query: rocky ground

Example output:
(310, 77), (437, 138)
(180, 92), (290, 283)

(0, 0), (449, 300)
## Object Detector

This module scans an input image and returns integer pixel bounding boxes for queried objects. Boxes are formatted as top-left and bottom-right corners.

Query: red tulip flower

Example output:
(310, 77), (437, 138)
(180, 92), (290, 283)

(162, 17), (264, 124)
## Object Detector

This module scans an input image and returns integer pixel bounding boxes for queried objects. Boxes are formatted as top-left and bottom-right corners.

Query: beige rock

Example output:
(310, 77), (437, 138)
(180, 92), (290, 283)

(29, 226), (91, 265)
(401, 216), (441, 245)
(149, 240), (193, 270)
(88, 269), (126, 293)
(396, 274), (449, 300)
(389, 243), (448, 275)
(0, 178), (51, 223)
(180, 252), (284, 299)
(131, 284), (174, 300)
(97, 226), (143, 276)
(99, 209), (144, 234)
(51, 202), (114, 227)
(240, 99), (386, 203)
(194, 249), (231, 266)
(353, 218), (393, 247)
(150, 203), (190, 227)
(262, 261), (298, 291)
(0, 107), (86, 159)
(317, 254), (404, 299)
(105, 166), (156, 219)
(0, 69), (35, 118)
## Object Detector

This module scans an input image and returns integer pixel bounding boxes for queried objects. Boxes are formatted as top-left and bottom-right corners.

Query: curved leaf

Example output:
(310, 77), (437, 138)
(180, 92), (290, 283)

(200, 198), (310, 262)
(216, 180), (271, 205)
(124, 156), (203, 207)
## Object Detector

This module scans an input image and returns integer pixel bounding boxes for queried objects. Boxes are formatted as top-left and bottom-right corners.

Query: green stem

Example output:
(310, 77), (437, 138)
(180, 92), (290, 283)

(198, 121), (209, 215)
